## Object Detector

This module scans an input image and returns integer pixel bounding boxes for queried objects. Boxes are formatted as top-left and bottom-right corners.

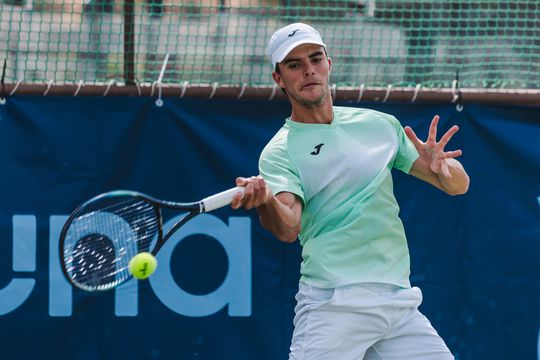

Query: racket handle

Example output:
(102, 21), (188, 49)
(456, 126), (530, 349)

(202, 186), (245, 212)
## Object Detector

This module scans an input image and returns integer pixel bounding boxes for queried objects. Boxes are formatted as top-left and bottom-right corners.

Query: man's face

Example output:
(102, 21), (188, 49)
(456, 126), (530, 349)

(272, 44), (332, 107)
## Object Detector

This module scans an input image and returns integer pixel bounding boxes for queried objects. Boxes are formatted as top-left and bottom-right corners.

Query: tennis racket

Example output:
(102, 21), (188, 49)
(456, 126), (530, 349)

(59, 186), (245, 292)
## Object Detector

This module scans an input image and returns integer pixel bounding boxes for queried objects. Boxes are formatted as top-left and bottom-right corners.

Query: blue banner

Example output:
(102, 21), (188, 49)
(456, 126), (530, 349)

(0, 97), (538, 360)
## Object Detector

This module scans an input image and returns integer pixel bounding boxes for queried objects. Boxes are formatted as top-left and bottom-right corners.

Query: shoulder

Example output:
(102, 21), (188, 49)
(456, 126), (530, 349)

(333, 105), (396, 121)
(261, 125), (289, 154)
(333, 106), (399, 127)
(259, 123), (293, 165)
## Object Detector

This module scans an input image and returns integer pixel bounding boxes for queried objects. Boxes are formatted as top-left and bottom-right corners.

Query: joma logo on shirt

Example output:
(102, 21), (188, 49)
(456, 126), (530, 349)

(311, 143), (325, 155)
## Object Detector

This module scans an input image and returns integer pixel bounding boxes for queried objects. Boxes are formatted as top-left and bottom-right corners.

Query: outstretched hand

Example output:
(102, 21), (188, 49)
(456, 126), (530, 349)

(404, 115), (462, 178)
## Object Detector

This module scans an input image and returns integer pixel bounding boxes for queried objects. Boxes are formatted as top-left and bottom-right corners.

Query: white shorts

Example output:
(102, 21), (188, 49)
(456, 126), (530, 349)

(289, 282), (454, 360)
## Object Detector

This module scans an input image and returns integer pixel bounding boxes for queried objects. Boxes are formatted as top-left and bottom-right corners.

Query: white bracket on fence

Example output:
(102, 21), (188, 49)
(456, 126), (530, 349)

(134, 79), (141, 97)
(208, 82), (219, 99)
(382, 84), (392, 103)
(103, 80), (115, 97)
(180, 81), (189, 98)
(411, 84), (422, 103)
(154, 53), (170, 107)
(73, 80), (84, 97)
(43, 80), (53, 96)
(236, 83), (247, 100)
(356, 84), (365, 103)
(9, 80), (21, 96)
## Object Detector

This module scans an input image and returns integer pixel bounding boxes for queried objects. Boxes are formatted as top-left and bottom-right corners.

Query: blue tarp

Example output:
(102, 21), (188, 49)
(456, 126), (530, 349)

(0, 97), (538, 359)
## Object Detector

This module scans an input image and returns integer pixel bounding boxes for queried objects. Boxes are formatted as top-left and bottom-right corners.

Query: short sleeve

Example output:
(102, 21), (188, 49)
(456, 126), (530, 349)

(389, 116), (419, 173)
(259, 139), (305, 204)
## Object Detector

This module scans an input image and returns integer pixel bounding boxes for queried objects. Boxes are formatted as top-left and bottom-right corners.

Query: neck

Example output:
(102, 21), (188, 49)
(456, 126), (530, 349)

(290, 95), (334, 124)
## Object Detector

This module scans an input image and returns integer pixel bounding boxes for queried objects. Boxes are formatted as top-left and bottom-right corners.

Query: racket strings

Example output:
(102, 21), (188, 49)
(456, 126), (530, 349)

(63, 197), (160, 290)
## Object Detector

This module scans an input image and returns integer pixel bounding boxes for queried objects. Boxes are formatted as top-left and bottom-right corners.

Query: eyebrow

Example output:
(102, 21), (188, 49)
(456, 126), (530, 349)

(283, 50), (325, 65)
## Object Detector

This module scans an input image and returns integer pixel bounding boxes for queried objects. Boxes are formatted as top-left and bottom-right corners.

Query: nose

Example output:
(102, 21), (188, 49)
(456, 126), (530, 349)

(304, 63), (315, 77)
(304, 69), (315, 77)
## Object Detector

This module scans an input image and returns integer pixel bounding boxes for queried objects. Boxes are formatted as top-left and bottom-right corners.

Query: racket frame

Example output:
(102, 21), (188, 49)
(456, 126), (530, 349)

(59, 187), (243, 291)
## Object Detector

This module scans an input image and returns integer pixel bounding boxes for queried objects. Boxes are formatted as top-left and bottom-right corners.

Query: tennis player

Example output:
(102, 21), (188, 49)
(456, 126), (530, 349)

(232, 23), (469, 360)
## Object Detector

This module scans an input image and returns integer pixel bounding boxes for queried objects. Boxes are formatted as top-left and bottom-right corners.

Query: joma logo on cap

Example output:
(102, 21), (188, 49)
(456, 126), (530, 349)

(288, 29), (300, 37)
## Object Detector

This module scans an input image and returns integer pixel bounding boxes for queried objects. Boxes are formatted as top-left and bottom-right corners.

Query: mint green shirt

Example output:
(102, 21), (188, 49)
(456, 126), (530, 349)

(259, 106), (419, 289)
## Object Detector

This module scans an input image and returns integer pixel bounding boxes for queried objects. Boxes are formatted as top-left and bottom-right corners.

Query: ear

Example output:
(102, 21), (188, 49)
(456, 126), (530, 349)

(327, 57), (332, 74)
(272, 71), (286, 90)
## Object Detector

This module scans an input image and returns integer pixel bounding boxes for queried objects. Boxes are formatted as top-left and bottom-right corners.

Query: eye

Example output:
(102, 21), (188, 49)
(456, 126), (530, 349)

(287, 62), (300, 69)
(312, 57), (323, 63)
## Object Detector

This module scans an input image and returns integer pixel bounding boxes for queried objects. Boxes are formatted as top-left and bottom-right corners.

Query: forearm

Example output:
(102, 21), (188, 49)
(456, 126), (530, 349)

(438, 158), (470, 195)
(257, 194), (301, 243)
(232, 176), (302, 242)
(410, 158), (470, 195)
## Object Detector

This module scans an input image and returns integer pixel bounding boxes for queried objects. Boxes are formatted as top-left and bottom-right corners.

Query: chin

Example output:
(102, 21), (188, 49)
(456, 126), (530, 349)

(301, 89), (324, 100)
(298, 96), (325, 107)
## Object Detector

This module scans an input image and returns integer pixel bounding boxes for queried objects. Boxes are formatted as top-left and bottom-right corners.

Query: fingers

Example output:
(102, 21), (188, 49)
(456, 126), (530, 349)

(442, 149), (462, 159)
(235, 176), (249, 187)
(404, 126), (423, 148)
(438, 125), (459, 150)
(420, 115), (460, 152)
(231, 177), (248, 209)
(242, 176), (264, 209)
(230, 188), (245, 209)
(427, 115), (440, 143)
(232, 175), (270, 210)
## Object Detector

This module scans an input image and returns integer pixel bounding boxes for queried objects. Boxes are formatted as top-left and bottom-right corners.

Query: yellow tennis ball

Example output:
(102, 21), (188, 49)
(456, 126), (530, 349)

(128, 252), (157, 280)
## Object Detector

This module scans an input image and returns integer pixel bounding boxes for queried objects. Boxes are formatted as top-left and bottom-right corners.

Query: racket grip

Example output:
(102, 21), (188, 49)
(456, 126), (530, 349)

(202, 186), (245, 212)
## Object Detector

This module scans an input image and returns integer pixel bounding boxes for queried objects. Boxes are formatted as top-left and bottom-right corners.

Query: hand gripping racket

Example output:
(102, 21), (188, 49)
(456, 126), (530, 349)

(59, 186), (244, 292)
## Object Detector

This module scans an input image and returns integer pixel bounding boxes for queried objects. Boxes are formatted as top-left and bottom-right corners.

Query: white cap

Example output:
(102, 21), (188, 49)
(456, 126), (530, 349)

(268, 23), (326, 69)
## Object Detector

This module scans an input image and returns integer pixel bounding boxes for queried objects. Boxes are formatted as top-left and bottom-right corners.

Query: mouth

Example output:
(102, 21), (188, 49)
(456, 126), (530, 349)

(301, 82), (320, 90)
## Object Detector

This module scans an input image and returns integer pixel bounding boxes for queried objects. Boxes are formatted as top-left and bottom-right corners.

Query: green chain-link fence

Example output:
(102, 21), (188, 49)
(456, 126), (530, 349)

(1, 0), (539, 91)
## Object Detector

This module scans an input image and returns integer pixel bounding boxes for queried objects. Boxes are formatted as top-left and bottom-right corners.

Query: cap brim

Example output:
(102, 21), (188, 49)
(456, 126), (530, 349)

(274, 39), (326, 65)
